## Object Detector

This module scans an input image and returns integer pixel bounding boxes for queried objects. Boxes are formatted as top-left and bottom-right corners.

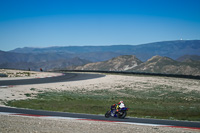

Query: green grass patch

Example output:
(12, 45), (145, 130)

(6, 86), (200, 121)
(30, 88), (36, 91)
(24, 93), (32, 97)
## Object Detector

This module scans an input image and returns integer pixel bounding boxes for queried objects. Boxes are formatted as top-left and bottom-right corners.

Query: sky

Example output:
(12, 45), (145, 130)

(0, 0), (200, 51)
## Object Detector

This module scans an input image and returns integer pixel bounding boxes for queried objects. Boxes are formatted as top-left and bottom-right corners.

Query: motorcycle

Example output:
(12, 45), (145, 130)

(105, 105), (129, 119)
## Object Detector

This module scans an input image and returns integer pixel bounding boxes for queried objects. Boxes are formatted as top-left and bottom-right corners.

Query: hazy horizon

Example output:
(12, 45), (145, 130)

(5, 39), (198, 52)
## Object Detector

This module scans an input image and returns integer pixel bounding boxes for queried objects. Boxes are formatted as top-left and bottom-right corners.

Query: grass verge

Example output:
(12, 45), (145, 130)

(6, 85), (200, 121)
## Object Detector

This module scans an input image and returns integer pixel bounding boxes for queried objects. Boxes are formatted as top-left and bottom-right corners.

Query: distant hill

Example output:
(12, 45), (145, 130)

(133, 56), (200, 76)
(132, 56), (179, 73)
(0, 50), (90, 71)
(0, 50), (75, 64)
(68, 55), (142, 71)
(10, 40), (200, 62)
(69, 55), (200, 76)
(136, 56), (200, 76)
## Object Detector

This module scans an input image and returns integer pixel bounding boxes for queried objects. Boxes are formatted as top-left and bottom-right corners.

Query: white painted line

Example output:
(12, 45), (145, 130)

(0, 86), (8, 88)
(114, 121), (171, 127)
(0, 112), (21, 115)
(44, 116), (85, 120)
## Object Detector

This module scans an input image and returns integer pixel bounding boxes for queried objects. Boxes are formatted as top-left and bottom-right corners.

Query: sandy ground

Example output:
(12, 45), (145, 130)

(0, 69), (63, 80)
(0, 69), (64, 105)
(0, 70), (200, 104)
(0, 69), (200, 133)
(0, 114), (199, 133)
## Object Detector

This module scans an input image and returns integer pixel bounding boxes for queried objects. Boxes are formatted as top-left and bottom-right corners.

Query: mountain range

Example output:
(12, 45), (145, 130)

(10, 40), (200, 62)
(0, 40), (200, 74)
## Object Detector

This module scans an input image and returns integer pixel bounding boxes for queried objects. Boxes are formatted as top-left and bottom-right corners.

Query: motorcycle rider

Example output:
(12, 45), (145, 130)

(111, 100), (125, 114)
(116, 100), (125, 113)
(105, 100), (128, 118)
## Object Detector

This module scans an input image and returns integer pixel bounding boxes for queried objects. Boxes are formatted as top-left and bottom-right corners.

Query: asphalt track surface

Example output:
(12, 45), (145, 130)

(0, 72), (105, 86)
(0, 72), (200, 129)
(0, 106), (200, 130)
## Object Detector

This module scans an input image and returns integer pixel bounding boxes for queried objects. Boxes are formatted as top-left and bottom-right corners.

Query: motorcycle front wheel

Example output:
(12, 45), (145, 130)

(105, 111), (111, 118)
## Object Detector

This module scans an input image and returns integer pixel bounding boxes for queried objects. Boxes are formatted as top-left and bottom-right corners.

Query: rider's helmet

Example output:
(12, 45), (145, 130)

(118, 100), (123, 104)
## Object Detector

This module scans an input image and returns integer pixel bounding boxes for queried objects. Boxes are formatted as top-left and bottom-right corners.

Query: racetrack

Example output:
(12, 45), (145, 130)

(0, 106), (200, 130)
(0, 72), (200, 130)
(0, 72), (105, 86)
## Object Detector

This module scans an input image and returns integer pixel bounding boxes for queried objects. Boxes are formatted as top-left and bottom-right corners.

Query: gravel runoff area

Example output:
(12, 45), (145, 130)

(1, 114), (199, 133)
(0, 69), (63, 80)
(0, 69), (200, 133)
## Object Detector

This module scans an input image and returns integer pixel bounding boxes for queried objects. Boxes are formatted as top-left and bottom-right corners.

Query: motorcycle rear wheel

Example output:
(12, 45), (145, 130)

(118, 111), (127, 119)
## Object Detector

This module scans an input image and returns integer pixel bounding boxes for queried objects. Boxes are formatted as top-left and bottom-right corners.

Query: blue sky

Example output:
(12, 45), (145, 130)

(0, 0), (200, 51)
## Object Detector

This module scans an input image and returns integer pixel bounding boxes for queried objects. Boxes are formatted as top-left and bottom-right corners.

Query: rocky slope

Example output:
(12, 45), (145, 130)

(69, 55), (142, 71)
(132, 56), (200, 76)
(68, 55), (200, 76)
